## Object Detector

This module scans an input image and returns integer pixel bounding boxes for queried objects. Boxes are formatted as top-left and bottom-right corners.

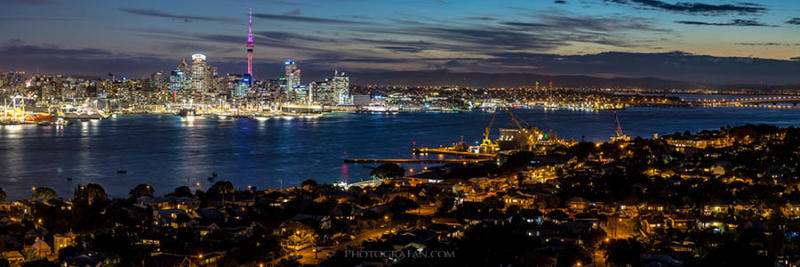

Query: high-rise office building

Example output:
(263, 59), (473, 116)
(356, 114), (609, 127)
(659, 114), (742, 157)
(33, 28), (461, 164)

(235, 74), (251, 98)
(308, 79), (332, 103)
(284, 59), (300, 90)
(149, 71), (164, 91)
(191, 54), (207, 91)
(333, 70), (351, 105)
(169, 70), (185, 92)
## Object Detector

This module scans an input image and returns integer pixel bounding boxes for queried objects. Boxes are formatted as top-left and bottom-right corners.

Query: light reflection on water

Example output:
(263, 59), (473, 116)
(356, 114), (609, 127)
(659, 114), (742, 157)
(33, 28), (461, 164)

(0, 106), (799, 200)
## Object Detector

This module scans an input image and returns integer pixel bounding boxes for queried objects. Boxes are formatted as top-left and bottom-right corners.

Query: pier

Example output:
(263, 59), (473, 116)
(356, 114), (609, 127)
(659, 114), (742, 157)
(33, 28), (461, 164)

(412, 147), (495, 158)
(344, 158), (491, 164)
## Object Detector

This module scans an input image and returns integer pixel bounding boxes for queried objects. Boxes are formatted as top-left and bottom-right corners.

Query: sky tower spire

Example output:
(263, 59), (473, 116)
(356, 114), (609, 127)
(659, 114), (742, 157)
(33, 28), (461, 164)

(247, 8), (254, 77)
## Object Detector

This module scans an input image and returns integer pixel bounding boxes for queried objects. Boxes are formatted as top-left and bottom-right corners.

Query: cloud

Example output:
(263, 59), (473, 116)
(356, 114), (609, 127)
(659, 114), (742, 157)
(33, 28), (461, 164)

(0, 44), (113, 57)
(478, 51), (800, 84)
(675, 19), (771, 27)
(356, 14), (670, 55)
(0, 16), (72, 21)
(465, 16), (495, 21)
(282, 9), (301, 16)
(736, 42), (800, 46)
(253, 13), (369, 24)
(119, 8), (237, 23)
(604, 0), (766, 15)
(787, 18), (800, 25)
(2, 0), (50, 4)
(377, 46), (425, 53)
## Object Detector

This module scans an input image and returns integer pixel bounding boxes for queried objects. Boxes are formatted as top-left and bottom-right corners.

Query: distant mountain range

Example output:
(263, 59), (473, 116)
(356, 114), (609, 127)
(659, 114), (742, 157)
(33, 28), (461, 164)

(347, 70), (797, 91)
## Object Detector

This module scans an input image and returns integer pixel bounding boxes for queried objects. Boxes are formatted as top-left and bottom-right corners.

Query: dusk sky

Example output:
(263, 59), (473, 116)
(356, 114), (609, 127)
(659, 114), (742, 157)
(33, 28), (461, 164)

(2, 0), (800, 83)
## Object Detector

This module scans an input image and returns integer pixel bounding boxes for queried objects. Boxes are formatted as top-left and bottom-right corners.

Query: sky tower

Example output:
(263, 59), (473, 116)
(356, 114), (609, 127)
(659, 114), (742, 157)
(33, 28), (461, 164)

(246, 8), (254, 78)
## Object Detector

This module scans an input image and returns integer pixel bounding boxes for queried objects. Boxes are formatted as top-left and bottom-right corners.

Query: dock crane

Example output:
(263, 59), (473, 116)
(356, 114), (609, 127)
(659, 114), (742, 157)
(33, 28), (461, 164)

(478, 112), (499, 152)
(503, 105), (542, 150)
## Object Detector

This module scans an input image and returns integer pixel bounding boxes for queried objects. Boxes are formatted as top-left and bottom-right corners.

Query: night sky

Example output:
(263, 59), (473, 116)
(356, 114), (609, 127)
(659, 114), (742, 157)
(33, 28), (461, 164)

(1, 0), (799, 83)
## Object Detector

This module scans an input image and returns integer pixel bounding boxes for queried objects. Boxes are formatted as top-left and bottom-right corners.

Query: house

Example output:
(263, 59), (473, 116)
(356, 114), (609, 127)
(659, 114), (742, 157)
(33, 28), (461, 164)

(63, 251), (121, 267)
(783, 201), (800, 219)
(566, 197), (589, 212)
(1, 251), (24, 266)
(25, 238), (52, 260)
(518, 209), (544, 225)
(390, 229), (436, 251)
(53, 232), (77, 257)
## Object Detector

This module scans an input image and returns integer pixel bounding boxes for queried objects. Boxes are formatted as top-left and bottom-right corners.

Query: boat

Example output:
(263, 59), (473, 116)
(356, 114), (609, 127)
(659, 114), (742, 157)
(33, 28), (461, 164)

(36, 121), (51, 126)
(117, 170), (127, 174)
(56, 118), (72, 126)
(364, 104), (399, 113)
(64, 113), (102, 120)
(98, 111), (112, 119)
(176, 108), (197, 117)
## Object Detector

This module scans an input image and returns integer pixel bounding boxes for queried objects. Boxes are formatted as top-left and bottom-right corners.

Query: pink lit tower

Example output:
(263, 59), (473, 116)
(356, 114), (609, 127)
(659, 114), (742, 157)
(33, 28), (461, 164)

(246, 8), (255, 77)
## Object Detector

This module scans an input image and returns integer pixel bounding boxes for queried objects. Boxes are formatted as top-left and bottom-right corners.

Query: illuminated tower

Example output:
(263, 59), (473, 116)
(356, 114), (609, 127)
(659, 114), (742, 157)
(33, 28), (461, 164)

(247, 8), (254, 78)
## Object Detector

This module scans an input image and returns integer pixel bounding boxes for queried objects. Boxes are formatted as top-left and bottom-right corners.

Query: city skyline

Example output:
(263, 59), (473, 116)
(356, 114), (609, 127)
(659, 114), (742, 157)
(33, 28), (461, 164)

(1, 0), (800, 83)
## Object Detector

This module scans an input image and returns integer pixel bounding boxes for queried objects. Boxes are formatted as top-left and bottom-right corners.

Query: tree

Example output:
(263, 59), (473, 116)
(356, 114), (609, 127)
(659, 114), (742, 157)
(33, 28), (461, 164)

(605, 238), (643, 267)
(0, 188), (6, 203)
(74, 184), (107, 205)
(436, 197), (455, 215)
(170, 186), (193, 198)
(483, 196), (505, 211)
(370, 163), (405, 179)
(33, 187), (58, 202)
(209, 181), (234, 194)
(301, 179), (318, 188)
(129, 184), (154, 198)
(388, 196), (419, 214)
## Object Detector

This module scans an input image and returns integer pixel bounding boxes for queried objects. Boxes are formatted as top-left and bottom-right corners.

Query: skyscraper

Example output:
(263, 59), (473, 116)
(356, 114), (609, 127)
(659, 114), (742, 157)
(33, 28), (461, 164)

(246, 8), (254, 78)
(284, 59), (300, 89)
(169, 70), (185, 92)
(333, 70), (351, 105)
(191, 54), (207, 91)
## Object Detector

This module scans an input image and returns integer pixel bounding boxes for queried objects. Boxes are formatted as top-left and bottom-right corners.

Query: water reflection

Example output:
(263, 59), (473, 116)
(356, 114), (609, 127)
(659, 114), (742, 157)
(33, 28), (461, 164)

(0, 107), (799, 200)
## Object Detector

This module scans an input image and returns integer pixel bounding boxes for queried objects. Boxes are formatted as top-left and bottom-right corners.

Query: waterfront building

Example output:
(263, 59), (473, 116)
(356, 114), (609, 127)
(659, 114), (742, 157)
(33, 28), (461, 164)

(333, 70), (351, 105)
(309, 79), (333, 104)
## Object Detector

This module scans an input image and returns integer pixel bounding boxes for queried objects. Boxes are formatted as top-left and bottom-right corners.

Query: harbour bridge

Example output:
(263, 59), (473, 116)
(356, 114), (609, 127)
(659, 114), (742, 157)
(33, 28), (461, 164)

(698, 96), (800, 109)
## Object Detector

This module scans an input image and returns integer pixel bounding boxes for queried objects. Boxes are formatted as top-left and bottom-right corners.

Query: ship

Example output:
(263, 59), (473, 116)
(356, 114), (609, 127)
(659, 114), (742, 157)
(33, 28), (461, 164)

(25, 113), (55, 122)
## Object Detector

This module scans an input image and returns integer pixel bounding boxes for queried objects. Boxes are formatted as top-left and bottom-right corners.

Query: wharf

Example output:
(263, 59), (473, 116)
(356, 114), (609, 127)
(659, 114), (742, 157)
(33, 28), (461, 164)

(412, 147), (495, 158)
(344, 158), (491, 164)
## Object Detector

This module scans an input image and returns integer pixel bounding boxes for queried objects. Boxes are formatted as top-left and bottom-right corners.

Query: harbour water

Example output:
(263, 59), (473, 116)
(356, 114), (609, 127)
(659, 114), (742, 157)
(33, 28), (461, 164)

(1, 106), (799, 200)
